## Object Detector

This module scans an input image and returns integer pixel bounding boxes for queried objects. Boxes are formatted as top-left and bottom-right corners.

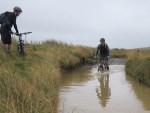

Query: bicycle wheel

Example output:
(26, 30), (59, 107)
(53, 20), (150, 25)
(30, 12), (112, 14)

(98, 64), (104, 72)
(17, 44), (25, 55)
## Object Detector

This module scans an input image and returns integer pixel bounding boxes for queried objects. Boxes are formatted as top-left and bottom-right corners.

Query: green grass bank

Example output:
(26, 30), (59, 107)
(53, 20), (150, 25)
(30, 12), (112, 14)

(111, 48), (127, 58)
(112, 48), (150, 86)
(125, 49), (150, 86)
(0, 40), (94, 113)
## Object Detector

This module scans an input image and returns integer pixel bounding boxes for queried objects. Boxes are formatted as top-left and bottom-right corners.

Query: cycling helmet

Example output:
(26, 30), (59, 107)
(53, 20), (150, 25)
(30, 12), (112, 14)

(13, 6), (22, 13)
(100, 38), (105, 42)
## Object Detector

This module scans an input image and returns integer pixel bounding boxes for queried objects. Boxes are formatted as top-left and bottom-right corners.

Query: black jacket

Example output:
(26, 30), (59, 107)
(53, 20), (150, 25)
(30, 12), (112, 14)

(96, 43), (109, 57)
(0, 11), (19, 33)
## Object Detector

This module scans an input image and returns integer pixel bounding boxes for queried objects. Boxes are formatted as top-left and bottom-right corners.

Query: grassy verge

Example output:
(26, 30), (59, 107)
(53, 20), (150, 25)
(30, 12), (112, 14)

(0, 40), (94, 113)
(111, 48), (127, 58)
(125, 49), (150, 86)
(112, 48), (150, 86)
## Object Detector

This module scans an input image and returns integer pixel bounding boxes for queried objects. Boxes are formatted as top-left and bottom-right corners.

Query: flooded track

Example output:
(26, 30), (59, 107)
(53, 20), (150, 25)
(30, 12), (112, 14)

(58, 59), (150, 113)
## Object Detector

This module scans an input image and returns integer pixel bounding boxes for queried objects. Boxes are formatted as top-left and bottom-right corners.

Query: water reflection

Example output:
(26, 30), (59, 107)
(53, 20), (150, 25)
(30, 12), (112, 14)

(126, 75), (150, 110)
(96, 73), (111, 107)
(59, 64), (150, 113)
(60, 66), (92, 87)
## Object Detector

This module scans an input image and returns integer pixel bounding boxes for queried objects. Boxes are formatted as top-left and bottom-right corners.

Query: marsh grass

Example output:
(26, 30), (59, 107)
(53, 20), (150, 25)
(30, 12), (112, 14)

(112, 48), (150, 86)
(0, 40), (94, 113)
(125, 49), (150, 86)
(111, 48), (127, 58)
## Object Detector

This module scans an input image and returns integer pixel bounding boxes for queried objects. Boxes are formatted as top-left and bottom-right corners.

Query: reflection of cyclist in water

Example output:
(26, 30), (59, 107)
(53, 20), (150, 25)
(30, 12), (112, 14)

(96, 73), (111, 107)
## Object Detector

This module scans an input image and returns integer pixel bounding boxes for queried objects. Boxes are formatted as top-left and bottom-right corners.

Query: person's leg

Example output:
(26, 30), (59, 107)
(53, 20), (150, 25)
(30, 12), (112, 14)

(101, 57), (105, 71)
(8, 44), (11, 54)
(106, 57), (109, 70)
(2, 44), (9, 53)
(4, 44), (8, 52)
(1, 31), (7, 53)
(98, 57), (102, 72)
(1, 29), (12, 54)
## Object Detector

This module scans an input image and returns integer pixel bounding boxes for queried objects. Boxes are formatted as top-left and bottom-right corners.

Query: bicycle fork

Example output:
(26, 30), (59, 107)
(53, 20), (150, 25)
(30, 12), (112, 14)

(17, 35), (25, 55)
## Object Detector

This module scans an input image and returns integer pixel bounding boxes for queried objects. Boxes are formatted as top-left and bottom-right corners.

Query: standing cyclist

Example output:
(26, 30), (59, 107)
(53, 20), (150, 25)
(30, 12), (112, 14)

(96, 38), (110, 70)
(0, 6), (22, 54)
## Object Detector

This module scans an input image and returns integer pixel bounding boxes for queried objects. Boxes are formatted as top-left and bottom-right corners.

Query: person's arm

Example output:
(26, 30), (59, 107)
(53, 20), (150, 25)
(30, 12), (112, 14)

(14, 22), (19, 34)
(106, 44), (110, 56)
(13, 16), (19, 34)
(96, 45), (99, 56)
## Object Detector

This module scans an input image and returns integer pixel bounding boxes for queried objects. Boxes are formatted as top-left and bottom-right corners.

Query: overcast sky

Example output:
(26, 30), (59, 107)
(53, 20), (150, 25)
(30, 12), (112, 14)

(0, 0), (150, 48)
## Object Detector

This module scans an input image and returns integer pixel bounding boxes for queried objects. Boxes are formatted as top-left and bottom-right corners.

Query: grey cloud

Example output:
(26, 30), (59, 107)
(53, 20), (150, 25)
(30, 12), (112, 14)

(0, 0), (150, 48)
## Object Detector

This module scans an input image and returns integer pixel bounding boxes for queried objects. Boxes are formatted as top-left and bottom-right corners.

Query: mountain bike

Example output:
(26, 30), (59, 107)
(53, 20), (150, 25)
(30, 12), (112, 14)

(12, 32), (32, 55)
(97, 57), (109, 72)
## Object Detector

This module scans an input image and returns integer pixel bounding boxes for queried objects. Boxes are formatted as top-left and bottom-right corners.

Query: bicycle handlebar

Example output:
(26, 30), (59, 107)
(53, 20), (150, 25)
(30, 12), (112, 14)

(19, 32), (32, 35)
(11, 32), (32, 36)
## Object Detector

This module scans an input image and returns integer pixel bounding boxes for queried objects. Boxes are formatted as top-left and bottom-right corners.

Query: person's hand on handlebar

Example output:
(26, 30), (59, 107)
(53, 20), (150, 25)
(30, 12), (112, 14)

(16, 33), (21, 36)
(16, 30), (19, 34)
(10, 31), (20, 36)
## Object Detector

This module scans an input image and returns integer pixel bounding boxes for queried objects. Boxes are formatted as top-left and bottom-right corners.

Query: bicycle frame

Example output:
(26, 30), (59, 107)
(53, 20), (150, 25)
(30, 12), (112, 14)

(17, 34), (25, 55)
(12, 32), (32, 55)
(98, 58), (109, 72)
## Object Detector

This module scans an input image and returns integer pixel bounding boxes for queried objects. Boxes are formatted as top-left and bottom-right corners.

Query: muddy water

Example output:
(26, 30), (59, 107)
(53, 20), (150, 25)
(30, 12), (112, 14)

(58, 61), (150, 113)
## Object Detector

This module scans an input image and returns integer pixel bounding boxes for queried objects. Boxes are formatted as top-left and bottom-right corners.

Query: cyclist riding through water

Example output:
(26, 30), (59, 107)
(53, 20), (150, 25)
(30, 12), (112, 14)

(96, 38), (110, 71)
(0, 6), (22, 54)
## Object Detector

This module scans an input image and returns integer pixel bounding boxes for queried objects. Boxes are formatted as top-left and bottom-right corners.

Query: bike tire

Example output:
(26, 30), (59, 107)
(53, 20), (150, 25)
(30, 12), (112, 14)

(17, 44), (25, 55)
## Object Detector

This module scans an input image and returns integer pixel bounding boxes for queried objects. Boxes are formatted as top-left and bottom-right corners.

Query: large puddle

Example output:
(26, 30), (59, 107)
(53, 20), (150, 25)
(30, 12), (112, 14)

(58, 64), (150, 113)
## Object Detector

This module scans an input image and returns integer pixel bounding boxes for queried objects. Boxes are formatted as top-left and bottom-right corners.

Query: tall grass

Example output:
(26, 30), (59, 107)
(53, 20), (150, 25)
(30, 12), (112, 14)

(125, 49), (150, 86)
(111, 48), (127, 58)
(0, 40), (94, 113)
(112, 48), (150, 86)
